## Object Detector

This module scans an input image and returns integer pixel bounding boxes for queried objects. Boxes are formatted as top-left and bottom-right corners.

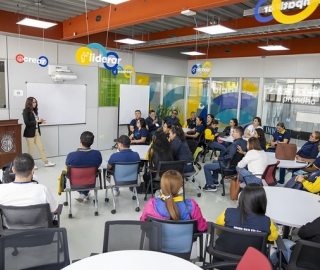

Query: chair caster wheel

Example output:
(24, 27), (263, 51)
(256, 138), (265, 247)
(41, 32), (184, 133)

(221, 193), (225, 196)
(135, 207), (140, 212)
(93, 200), (95, 203)
(68, 214), (72, 218)
(12, 248), (18, 256)
(132, 196), (136, 200)
(105, 198), (109, 202)
(111, 209), (116, 214)
(94, 212), (98, 216)
(63, 202), (68, 206)
(198, 186), (201, 189)
(197, 193), (201, 197)
(144, 198), (147, 201)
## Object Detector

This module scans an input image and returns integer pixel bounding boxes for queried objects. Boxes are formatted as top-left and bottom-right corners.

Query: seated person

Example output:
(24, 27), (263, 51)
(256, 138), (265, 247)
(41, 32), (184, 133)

(145, 110), (161, 137)
(207, 114), (215, 126)
(162, 121), (172, 141)
(169, 125), (194, 174)
(129, 118), (149, 145)
(104, 135), (140, 196)
(0, 153), (58, 214)
(270, 216), (320, 265)
(205, 119), (227, 157)
(183, 111), (196, 129)
(129, 110), (141, 133)
(244, 117), (263, 138)
(254, 128), (267, 151)
(140, 170), (208, 232)
(301, 147), (320, 174)
(286, 171), (320, 194)
(267, 122), (290, 153)
(223, 118), (238, 136)
(163, 109), (180, 125)
(203, 126), (247, 192)
(279, 131), (320, 183)
(66, 131), (102, 202)
(216, 184), (278, 254)
(185, 116), (205, 142)
(236, 137), (268, 185)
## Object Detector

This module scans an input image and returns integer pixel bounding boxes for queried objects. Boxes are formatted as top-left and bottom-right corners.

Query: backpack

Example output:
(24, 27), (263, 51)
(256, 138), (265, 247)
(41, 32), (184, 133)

(1, 162), (15, 183)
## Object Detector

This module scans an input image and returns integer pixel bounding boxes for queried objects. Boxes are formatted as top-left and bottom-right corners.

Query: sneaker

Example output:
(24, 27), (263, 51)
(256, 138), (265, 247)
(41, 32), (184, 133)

(213, 180), (220, 187)
(34, 165), (38, 170)
(277, 225), (283, 236)
(113, 188), (120, 197)
(203, 184), (217, 192)
(45, 161), (56, 167)
(75, 194), (86, 202)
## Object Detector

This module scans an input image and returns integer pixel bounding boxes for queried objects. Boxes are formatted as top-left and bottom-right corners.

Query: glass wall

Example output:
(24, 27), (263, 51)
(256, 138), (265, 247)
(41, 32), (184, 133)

(163, 76), (185, 123)
(0, 61), (6, 108)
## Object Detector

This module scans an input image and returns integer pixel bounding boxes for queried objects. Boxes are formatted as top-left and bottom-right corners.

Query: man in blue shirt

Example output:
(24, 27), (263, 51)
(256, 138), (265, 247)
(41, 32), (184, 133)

(203, 126), (247, 192)
(163, 109), (180, 125)
(66, 131), (102, 202)
(146, 110), (161, 137)
(129, 110), (141, 133)
(104, 135), (140, 196)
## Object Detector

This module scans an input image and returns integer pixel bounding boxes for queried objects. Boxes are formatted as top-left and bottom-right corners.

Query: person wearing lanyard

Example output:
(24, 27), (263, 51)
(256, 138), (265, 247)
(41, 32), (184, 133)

(22, 97), (55, 169)
(163, 110), (180, 125)
(146, 110), (161, 137)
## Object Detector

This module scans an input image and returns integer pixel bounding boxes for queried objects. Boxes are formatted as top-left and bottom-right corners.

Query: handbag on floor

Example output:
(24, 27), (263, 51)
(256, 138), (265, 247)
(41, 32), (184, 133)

(230, 170), (241, 200)
(275, 143), (297, 160)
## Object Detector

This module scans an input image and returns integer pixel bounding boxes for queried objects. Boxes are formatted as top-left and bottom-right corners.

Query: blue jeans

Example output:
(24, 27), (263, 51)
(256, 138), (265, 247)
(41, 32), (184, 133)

(208, 141), (227, 157)
(270, 239), (295, 265)
(79, 190), (89, 196)
(236, 167), (262, 185)
(184, 163), (195, 173)
(204, 160), (233, 185)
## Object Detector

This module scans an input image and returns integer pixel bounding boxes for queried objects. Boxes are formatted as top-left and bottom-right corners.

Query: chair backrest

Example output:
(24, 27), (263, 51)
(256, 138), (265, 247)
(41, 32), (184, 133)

(286, 239), (320, 270)
(67, 165), (98, 189)
(103, 220), (162, 253)
(186, 139), (198, 155)
(236, 247), (272, 270)
(227, 152), (244, 168)
(262, 161), (280, 186)
(208, 222), (269, 261)
(147, 216), (197, 260)
(154, 160), (186, 180)
(112, 162), (140, 186)
(0, 228), (70, 270)
(0, 204), (53, 236)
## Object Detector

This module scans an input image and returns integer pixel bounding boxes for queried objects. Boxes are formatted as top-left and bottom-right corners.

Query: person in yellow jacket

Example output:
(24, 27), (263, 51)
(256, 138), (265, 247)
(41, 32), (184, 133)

(295, 174), (320, 194)
(205, 119), (227, 156)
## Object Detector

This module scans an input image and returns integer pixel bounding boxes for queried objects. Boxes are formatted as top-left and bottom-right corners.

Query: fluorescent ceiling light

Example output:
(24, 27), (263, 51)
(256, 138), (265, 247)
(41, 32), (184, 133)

(258, 45), (289, 51)
(181, 9), (196, 16)
(100, 0), (129, 4)
(114, 38), (146, 45)
(180, 51), (206, 56)
(194, 24), (236, 35)
(16, 18), (57, 29)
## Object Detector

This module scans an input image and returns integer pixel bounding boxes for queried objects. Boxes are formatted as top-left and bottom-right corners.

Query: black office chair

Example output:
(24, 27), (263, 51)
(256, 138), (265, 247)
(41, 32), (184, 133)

(0, 228), (70, 270)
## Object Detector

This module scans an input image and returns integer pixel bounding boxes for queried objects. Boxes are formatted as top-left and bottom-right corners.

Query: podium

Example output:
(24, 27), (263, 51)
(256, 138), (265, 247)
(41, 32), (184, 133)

(0, 119), (22, 168)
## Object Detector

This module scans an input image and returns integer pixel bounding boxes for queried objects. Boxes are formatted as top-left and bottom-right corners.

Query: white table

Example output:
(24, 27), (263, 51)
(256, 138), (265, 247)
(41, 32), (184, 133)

(183, 128), (191, 133)
(266, 152), (308, 169)
(264, 186), (320, 228)
(62, 250), (201, 270)
(218, 136), (248, 143)
(130, 145), (150, 161)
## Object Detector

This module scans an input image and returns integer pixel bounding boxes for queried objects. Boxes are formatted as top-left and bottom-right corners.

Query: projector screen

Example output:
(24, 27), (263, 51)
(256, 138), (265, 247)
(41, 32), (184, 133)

(119, 85), (150, 125)
(26, 83), (86, 125)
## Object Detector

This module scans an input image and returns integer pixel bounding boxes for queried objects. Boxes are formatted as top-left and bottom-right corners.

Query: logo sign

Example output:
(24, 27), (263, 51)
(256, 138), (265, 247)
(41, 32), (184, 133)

(191, 61), (212, 78)
(75, 42), (134, 78)
(283, 96), (316, 105)
(254, 0), (318, 24)
(1, 134), (14, 153)
(15, 54), (49, 67)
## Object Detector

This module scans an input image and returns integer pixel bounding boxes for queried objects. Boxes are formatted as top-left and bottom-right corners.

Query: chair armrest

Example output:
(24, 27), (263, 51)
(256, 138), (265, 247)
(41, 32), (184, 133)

(276, 236), (287, 251)
(97, 169), (102, 189)
(202, 261), (238, 269)
(53, 204), (63, 227)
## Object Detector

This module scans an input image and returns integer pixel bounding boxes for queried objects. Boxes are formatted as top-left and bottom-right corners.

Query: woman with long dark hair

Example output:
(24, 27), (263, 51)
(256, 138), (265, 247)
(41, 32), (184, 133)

(185, 116), (205, 142)
(130, 118), (149, 145)
(254, 128), (267, 151)
(140, 170), (207, 231)
(22, 97), (55, 169)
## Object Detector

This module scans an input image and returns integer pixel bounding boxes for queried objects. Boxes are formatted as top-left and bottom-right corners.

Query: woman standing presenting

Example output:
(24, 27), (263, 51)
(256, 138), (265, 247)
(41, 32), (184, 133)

(23, 97), (55, 169)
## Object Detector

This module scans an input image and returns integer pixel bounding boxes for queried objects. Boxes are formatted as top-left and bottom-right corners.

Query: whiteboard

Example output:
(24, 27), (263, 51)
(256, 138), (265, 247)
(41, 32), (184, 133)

(119, 85), (150, 125)
(26, 83), (86, 125)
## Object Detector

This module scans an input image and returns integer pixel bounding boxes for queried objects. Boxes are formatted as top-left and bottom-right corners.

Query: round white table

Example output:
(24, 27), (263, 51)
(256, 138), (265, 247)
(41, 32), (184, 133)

(62, 250), (201, 270)
(264, 186), (320, 228)
(130, 145), (150, 161)
(266, 152), (308, 169)
(218, 136), (248, 143)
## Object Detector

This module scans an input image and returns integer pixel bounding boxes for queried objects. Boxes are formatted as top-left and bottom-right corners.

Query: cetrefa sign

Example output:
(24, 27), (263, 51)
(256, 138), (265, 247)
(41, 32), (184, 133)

(15, 54), (49, 67)
(254, 0), (318, 24)
(191, 62), (212, 78)
(75, 43), (134, 78)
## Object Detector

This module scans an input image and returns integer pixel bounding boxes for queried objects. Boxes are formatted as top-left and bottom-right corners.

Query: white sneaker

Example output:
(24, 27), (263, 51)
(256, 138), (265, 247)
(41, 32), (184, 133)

(34, 165), (38, 170)
(45, 161), (56, 167)
(277, 225), (283, 236)
(113, 188), (120, 197)
(75, 194), (86, 202)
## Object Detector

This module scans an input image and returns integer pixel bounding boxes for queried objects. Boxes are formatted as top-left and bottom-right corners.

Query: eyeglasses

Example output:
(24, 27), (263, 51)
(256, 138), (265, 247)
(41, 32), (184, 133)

(172, 112), (177, 115)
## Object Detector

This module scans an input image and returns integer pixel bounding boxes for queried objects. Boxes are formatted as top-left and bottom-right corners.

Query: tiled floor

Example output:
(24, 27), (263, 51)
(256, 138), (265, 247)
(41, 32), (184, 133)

(34, 149), (290, 262)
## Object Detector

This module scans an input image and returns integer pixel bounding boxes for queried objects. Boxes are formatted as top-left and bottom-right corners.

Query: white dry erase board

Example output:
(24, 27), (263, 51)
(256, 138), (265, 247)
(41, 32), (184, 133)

(26, 83), (86, 125)
(119, 85), (150, 125)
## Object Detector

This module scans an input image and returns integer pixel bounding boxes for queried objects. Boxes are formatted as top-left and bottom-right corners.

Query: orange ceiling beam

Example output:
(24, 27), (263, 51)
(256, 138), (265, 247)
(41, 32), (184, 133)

(62, 0), (245, 40)
(0, 10), (63, 40)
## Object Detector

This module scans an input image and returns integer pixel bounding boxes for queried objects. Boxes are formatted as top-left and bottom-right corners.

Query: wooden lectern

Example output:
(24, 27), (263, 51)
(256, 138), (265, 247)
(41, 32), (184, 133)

(0, 119), (22, 168)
